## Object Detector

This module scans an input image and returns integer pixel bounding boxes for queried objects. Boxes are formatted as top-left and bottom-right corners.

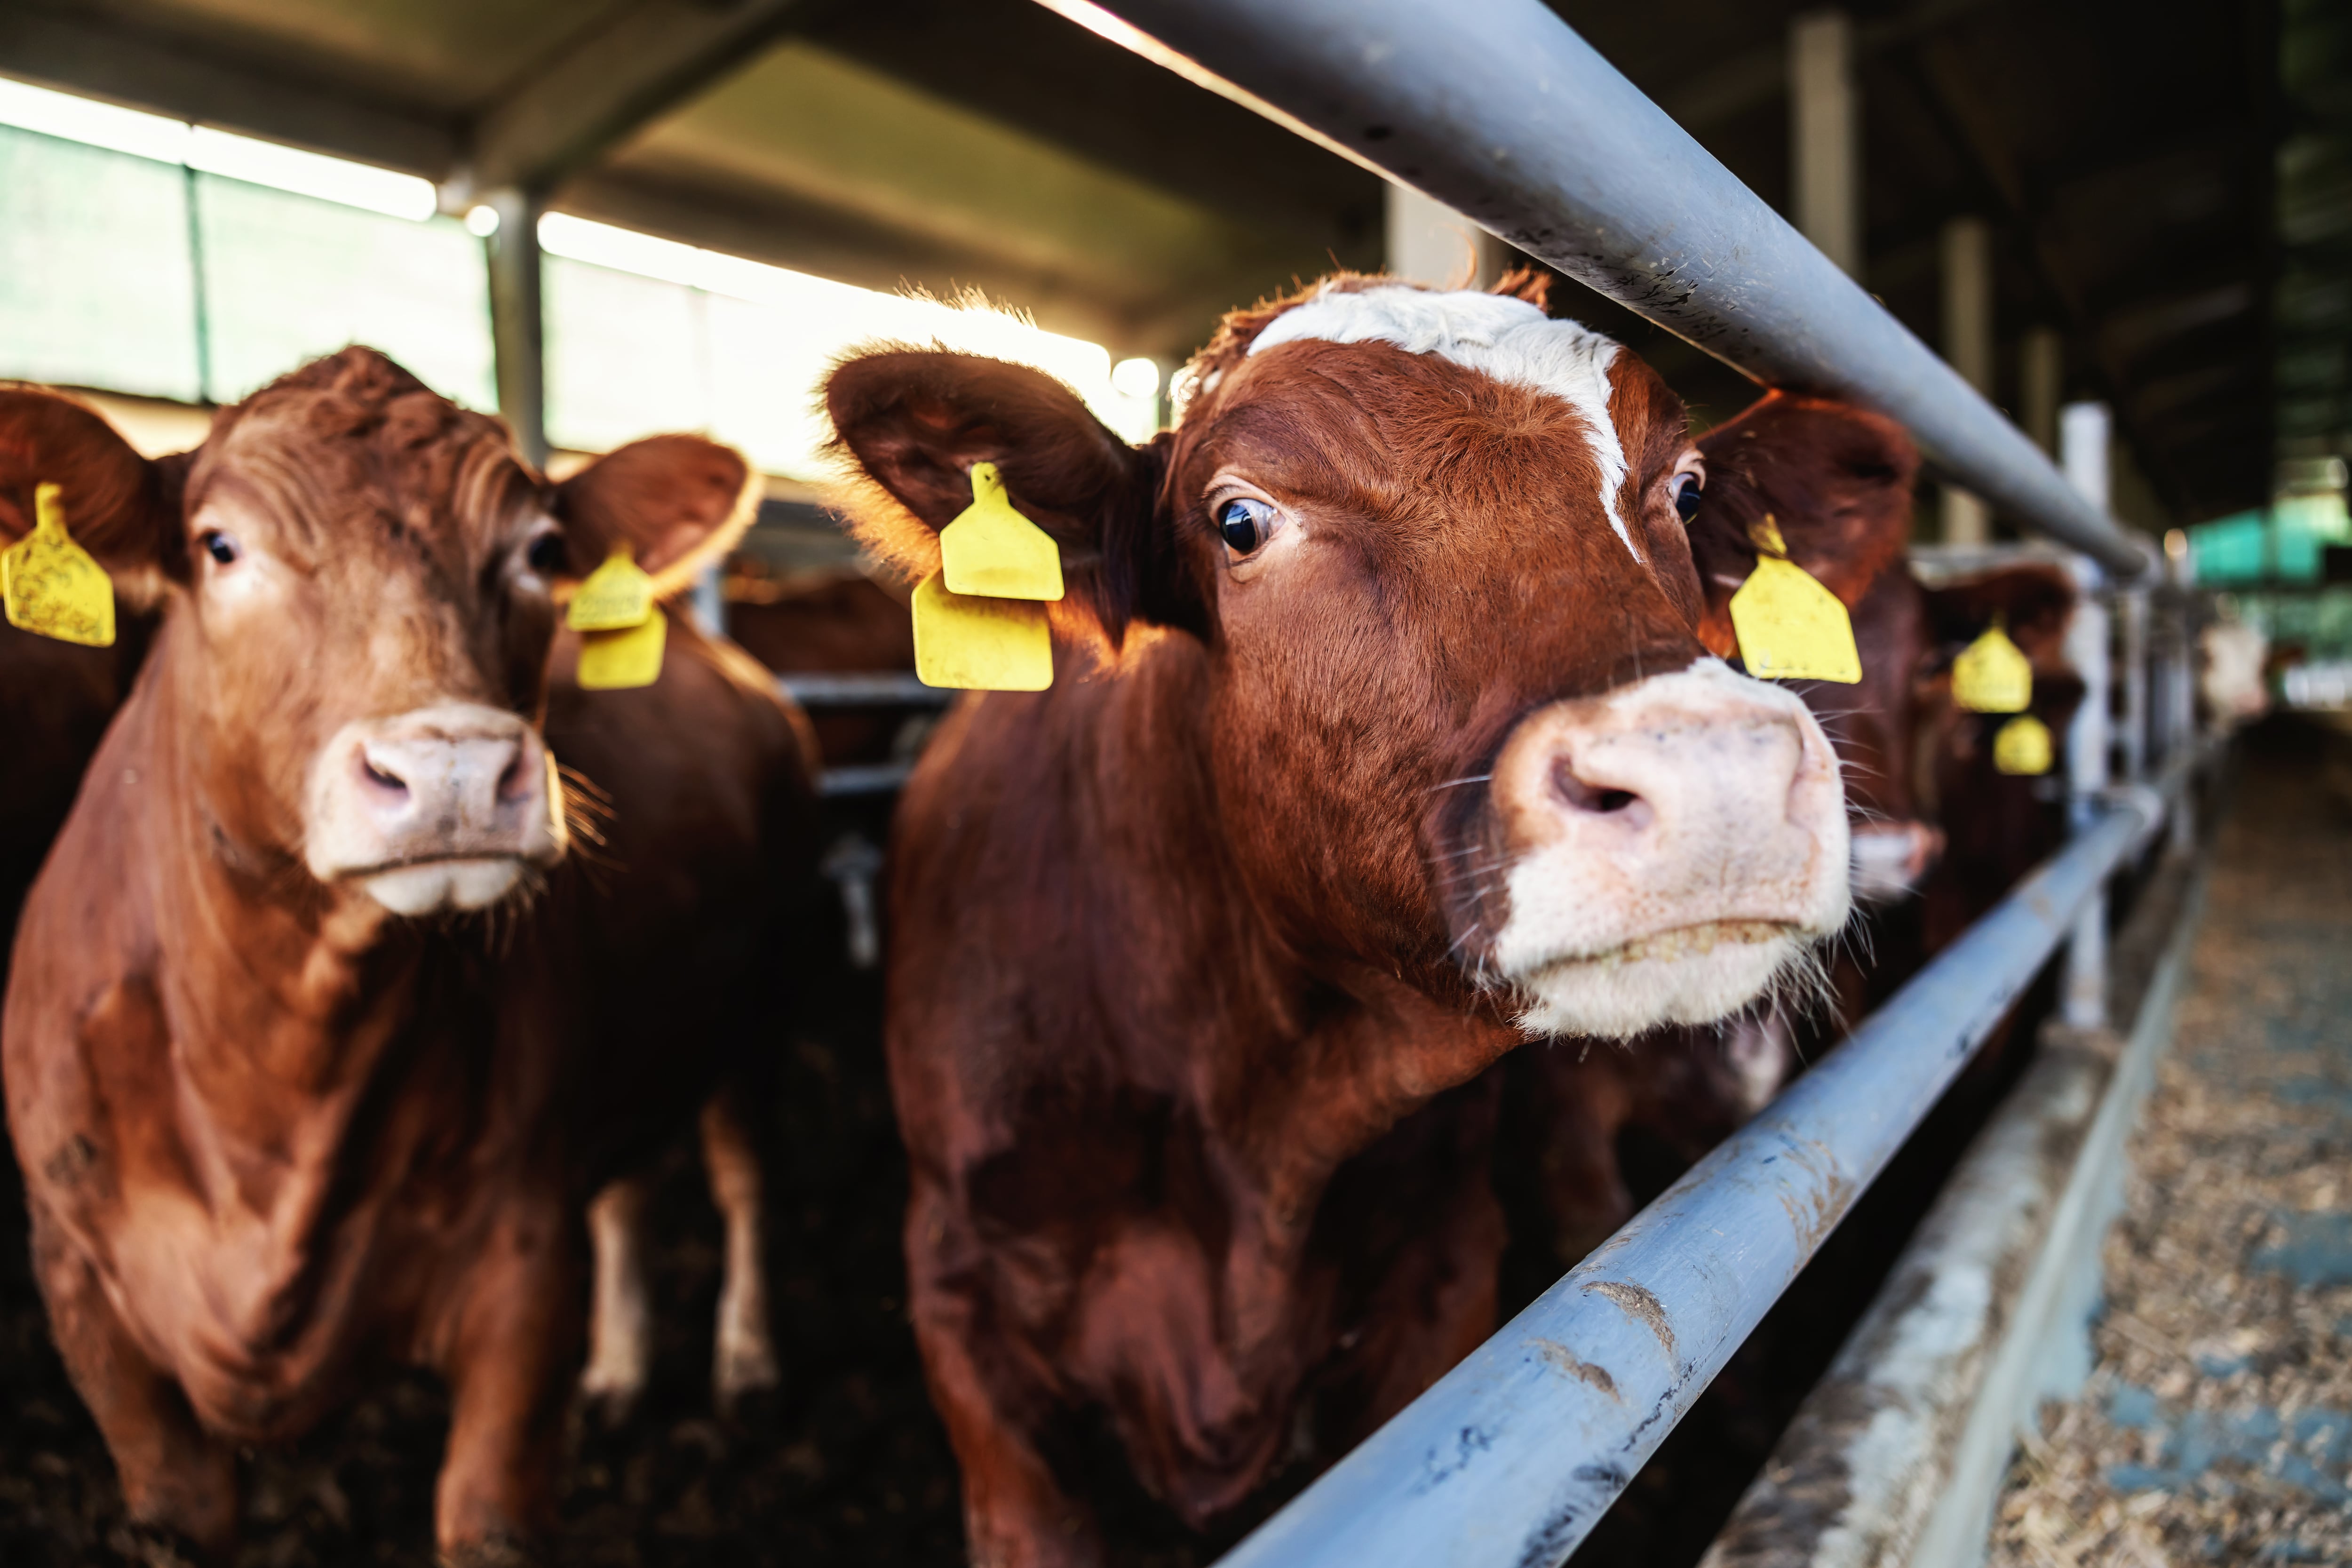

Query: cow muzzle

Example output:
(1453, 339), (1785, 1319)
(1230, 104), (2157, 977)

(1482, 659), (1849, 1038)
(304, 702), (567, 915)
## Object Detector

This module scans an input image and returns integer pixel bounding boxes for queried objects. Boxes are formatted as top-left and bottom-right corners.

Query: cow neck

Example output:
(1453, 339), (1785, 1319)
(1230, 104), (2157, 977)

(122, 618), (459, 1234)
(1084, 642), (1522, 1281)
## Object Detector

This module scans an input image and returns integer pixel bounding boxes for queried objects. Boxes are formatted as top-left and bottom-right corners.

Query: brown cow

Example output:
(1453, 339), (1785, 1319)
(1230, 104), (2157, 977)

(1, 350), (814, 1561)
(826, 274), (1884, 1564)
(1514, 390), (1926, 1262)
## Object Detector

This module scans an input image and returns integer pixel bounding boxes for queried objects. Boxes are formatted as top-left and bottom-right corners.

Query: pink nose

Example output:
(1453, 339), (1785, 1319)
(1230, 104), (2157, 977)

(304, 703), (564, 899)
(1483, 660), (1850, 1037)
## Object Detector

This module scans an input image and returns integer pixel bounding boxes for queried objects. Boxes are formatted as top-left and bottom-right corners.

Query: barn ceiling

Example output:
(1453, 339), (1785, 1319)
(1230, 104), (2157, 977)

(0, 0), (2312, 523)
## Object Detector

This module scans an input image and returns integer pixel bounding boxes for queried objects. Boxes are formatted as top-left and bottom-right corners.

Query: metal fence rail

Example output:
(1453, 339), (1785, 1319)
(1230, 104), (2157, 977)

(1054, 0), (2148, 578)
(1218, 796), (2161, 1568)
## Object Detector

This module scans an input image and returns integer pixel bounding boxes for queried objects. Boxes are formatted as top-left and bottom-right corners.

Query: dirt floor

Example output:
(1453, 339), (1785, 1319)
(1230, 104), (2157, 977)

(1988, 715), (2352, 1567)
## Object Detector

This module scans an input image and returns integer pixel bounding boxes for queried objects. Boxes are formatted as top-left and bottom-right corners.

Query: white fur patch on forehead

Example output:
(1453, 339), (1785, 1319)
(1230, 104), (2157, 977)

(1247, 285), (1639, 559)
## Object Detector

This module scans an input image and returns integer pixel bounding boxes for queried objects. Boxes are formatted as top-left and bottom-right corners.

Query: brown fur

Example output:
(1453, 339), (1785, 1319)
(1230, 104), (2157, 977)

(0, 352), (814, 1560)
(828, 279), (1911, 1564)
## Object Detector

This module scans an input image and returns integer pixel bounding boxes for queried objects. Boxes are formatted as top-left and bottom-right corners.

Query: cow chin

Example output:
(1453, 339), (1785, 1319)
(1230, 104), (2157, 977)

(356, 857), (534, 917)
(1506, 921), (1817, 1039)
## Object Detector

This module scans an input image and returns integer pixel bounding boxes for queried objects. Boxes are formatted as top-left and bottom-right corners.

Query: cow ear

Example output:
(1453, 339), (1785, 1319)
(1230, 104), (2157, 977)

(825, 349), (1191, 645)
(1687, 392), (1920, 653)
(553, 434), (758, 599)
(0, 388), (187, 601)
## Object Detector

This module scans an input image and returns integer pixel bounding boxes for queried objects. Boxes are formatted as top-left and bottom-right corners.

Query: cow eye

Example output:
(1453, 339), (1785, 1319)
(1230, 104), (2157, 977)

(524, 531), (568, 577)
(1673, 474), (1705, 523)
(1217, 497), (1274, 555)
(199, 529), (240, 566)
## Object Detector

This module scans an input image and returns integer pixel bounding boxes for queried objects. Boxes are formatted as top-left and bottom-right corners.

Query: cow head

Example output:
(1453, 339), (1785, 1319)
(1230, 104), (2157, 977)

(829, 277), (1911, 1038)
(0, 351), (752, 919)
(1682, 391), (1938, 902)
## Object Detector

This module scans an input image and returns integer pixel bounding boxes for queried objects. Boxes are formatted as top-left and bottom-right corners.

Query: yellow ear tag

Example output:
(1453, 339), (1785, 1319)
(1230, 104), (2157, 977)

(939, 462), (1064, 602)
(1727, 517), (1859, 683)
(577, 613), (667, 691)
(567, 544), (663, 689)
(567, 543), (656, 632)
(1952, 620), (2033, 713)
(3, 483), (115, 647)
(1993, 713), (2054, 776)
(912, 573), (1052, 692)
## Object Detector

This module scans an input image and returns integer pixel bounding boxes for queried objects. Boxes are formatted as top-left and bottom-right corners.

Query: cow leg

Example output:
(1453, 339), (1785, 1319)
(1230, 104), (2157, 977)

(699, 1087), (781, 1414)
(29, 1206), (236, 1560)
(577, 1174), (652, 1428)
(906, 1182), (1099, 1568)
(435, 1204), (581, 1565)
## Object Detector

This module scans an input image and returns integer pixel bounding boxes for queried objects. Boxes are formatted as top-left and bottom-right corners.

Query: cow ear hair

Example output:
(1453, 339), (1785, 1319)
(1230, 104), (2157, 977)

(824, 349), (1192, 645)
(0, 387), (188, 601)
(1686, 392), (1920, 654)
(553, 434), (758, 599)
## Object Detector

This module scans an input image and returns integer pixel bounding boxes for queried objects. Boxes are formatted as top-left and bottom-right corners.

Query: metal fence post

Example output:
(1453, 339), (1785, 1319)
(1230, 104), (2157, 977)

(2059, 403), (2112, 1030)
(2118, 583), (2150, 783)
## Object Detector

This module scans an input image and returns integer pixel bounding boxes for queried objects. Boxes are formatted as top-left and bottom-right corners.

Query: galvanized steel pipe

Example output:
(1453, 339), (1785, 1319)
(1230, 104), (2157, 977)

(1050, 0), (2151, 578)
(1213, 801), (2156, 1568)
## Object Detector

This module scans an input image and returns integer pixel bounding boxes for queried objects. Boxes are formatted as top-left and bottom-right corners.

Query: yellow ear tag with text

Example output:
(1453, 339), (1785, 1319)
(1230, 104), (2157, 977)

(567, 543), (664, 690)
(1727, 517), (1859, 683)
(912, 574), (1052, 691)
(1993, 714), (2054, 776)
(1952, 620), (2032, 713)
(3, 483), (115, 647)
(939, 462), (1064, 601)
(567, 543), (656, 632)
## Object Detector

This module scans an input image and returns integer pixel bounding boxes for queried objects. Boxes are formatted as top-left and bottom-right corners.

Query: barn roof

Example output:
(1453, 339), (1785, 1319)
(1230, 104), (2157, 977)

(1, 0), (2327, 524)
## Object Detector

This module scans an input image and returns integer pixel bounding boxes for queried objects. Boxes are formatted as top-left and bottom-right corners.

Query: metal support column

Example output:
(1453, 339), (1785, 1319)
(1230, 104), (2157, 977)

(1788, 10), (1859, 276)
(1939, 215), (1994, 546)
(2059, 400), (2112, 1029)
(484, 186), (548, 470)
(2118, 585), (2149, 782)
(1385, 182), (1507, 288)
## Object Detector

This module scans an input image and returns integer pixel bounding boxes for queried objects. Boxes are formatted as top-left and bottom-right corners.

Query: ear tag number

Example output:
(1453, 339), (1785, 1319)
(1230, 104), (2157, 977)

(939, 462), (1064, 601)
(568, 544), (663, 689)
(1953, 620), (2033, 713)
(912, 574), (1052, 692)
(1727, 517), (1859, 683)
(3, 482), (115, 647)
(914, 463), (1063, 691)
(1993, 713), (2054, 776)
(567, 543), (656, 632)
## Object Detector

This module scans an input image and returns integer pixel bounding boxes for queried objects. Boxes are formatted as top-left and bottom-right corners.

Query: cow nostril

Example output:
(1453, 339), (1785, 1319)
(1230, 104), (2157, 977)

(1551, 758), (1643, 817)
(495, 749), (531, 803)
(360, 753), (408, 795)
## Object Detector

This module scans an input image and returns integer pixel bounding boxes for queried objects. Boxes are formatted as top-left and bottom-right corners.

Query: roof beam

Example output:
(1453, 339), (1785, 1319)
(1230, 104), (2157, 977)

(0, 3), (455, 172)
(447, 0), (809, 202)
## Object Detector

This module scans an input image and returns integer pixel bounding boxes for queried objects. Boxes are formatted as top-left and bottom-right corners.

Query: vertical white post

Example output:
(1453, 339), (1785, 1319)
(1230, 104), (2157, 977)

(2020, 326), (2063, 457)
(1940, 216), (1994, 545)
(1385, 183), (1508, 288)
(2059, 401), (2112, 1030)
(1788, 10), (1861, 276)
(2118, 585), (2149, 782)
(692, 563), (727, 638)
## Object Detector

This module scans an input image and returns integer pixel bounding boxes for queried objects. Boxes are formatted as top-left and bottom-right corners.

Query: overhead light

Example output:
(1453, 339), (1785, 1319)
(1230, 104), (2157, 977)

(0, 73), (436, 222)
(1111, 356), (1162, 400)
(465, 204), (501, 238)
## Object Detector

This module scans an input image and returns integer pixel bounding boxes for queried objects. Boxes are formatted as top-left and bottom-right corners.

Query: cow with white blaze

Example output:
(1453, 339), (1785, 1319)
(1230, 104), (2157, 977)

(826, 273), (1894, 1564)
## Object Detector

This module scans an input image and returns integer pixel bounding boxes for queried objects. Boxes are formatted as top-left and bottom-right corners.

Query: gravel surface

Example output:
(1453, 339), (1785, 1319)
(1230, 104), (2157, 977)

(1989, 716), (2352, 1567)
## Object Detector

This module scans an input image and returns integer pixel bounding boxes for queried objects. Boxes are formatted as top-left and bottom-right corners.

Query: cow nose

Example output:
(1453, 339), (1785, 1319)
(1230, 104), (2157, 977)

(1550, 756), (1653, 829)
(1482, 659), (1850, 1039)
(305, 703), (567, 915)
